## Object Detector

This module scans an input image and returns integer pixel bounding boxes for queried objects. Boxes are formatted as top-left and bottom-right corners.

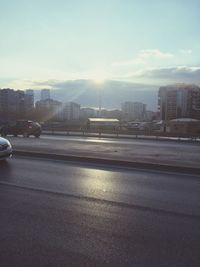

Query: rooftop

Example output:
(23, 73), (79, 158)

(88, 118), (119, 122)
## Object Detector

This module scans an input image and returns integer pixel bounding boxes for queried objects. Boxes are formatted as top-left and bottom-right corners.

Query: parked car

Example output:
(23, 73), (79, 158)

(0, 120), (42, 138)
(0, 137), (12, 160)
(126, 122), (140, 130)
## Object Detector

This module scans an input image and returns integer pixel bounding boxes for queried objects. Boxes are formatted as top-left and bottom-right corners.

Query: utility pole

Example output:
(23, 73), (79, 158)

(98, 87), (101, 118)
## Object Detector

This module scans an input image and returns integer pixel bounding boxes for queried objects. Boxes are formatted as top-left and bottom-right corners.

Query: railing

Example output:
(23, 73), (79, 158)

(41, 127), (200, 141)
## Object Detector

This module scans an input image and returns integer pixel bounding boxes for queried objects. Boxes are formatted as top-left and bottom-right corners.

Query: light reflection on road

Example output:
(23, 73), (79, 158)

(80, 168), (116, 197)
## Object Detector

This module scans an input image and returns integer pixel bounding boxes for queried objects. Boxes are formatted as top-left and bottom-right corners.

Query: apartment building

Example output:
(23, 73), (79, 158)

(121, 101), (146, 121)
(158, 84), (200, 121)
(62, 102), (80, 120)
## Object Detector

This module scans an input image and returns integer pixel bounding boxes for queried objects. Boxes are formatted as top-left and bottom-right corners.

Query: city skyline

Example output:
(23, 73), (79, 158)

(0, 0), (200, 89)
(0, 80), (159, 110)
(1, 85), (200, 123)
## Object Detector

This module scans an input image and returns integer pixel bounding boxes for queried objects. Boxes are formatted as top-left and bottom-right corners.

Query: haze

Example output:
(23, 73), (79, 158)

(0, 0), (199, 89)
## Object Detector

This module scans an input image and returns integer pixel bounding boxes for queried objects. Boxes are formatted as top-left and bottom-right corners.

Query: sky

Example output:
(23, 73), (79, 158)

(0, 0), (200, 89)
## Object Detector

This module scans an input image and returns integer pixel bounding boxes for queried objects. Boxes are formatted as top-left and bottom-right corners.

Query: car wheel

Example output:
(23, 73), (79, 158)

(35, 134), (40, 138)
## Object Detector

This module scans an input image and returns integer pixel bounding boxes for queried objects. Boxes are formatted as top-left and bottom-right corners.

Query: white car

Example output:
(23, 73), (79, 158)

(0, 137), (12, 160)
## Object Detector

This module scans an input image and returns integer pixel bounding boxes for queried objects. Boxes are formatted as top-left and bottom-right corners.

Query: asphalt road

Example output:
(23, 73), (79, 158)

(0, 157), (200, 266)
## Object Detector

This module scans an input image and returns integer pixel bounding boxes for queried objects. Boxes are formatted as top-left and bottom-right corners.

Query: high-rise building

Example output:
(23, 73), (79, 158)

(25, 89), (34, 112)
(158, 84), (200, 121)
(35, 99), (63, 121)
(0, 88), (25, 120)
(41, 89), (50, 100)
(62, 102), (80, 120)
(121, 101), (146, 121)
(0, 88), (16, 114)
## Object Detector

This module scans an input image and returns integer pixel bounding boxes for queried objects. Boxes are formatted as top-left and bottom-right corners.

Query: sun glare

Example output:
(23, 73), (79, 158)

(93, 78), (105, 84)
(92, 72), (107, 84)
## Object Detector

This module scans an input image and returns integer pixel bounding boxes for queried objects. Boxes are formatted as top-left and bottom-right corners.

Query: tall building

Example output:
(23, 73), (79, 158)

(158, 84), (200, 121)
(41, 89), (50, 100)
(62, 102), (80, 120)
(0, 88), (17, 114)
(25, 89), (34, 112)
(0, 88), (25, 120)
(35, 99), (62, 121)
(121, 101), (146, 121)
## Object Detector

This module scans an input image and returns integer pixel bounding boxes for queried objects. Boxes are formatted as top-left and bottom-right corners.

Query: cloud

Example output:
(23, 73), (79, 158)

(112, 49), (174, 67)
(0, 79), (37, 90)
(139, 49), (173, 59)
(179, 49), (192, 55)
(2, 65), (200, 90)
(129, 66), (200, 84)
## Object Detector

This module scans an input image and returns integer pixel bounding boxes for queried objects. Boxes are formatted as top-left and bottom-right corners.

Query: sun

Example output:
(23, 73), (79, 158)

(93, 77), (105, 84)
(92, 72), (107, 84)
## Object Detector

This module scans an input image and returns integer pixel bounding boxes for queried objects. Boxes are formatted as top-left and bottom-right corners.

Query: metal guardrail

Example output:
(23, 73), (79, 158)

(41, 127), (200, 141)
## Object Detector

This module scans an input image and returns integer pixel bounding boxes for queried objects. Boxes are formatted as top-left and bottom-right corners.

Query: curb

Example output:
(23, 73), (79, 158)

(13, 150), (200, 175)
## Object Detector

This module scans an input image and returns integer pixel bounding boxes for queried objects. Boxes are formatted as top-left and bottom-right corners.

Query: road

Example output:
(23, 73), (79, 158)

(0, 157), (200, 266)
(8, 134), (200, 168)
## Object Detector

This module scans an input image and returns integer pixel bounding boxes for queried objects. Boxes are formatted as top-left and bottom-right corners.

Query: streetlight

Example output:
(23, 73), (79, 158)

(98, 86), (102, 118)
(93, 77), (105, 118)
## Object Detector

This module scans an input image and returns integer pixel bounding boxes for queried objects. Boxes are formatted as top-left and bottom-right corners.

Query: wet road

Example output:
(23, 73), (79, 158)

(0, 157), (200, 266)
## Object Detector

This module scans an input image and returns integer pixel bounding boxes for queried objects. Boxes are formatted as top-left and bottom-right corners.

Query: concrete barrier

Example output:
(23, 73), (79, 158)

(13, 149), (200, 175)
